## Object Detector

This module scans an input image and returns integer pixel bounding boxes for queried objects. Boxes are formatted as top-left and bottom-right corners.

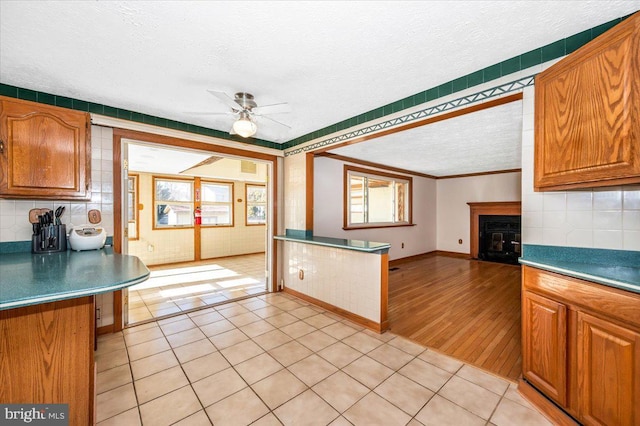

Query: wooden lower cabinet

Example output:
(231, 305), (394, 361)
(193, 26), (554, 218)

(522, 266), (640, 426)
(577, 311), (640, 426)
(0, 296), (96, 425)
(522, 290), (567, 406)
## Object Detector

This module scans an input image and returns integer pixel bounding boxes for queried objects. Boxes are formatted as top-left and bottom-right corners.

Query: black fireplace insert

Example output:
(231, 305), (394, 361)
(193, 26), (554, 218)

(478, 215), (521, 265)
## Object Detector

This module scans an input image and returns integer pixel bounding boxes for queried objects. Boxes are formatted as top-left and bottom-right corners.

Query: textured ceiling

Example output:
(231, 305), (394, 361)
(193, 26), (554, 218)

(329, 100), (524, 177)
(1, 1), (639, 175)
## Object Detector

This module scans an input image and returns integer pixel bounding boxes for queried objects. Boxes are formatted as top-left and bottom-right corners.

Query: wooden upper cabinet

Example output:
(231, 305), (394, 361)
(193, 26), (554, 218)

(0, 96), (91, 200)
(534, 13), (640, 191)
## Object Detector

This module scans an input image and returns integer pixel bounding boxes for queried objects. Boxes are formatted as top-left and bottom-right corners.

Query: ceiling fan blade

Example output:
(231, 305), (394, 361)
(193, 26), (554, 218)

(229, 124), (237, 135)
(252, 102), (291, 115)
(207, 90), (242, 111)
(255, 114), (291, 129)
(185, 111), (235, 116)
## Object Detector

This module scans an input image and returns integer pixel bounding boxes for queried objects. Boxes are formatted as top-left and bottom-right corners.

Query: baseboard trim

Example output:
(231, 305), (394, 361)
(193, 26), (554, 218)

(390, 250), (470, 267)
(435, 250), (471, 259)
(282, 287), (388, 333)
(97, 324), (115, 335)
(517, 379), (579, 426)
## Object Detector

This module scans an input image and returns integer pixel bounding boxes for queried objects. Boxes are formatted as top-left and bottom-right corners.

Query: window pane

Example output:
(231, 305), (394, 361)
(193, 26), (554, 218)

(247, 186), (266, 203)
(201, 204), (231, 225)
(202, 183), (231, 202)
(127, 193), (135, 221)
(247, 205), (266, 224)
(368, 178), (394, 223)
(156, 180), (192, 202)
(156, 203), (193, 226)
(349, 176), (365, 224)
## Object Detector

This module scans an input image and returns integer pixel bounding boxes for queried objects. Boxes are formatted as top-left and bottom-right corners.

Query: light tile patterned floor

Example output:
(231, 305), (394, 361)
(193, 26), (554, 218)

(127, 254), (266, 324)
(96, 292), (552, 426)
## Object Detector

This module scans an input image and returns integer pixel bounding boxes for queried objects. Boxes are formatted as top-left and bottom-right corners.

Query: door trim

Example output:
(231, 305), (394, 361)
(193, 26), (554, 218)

(111, 127), (280, 331)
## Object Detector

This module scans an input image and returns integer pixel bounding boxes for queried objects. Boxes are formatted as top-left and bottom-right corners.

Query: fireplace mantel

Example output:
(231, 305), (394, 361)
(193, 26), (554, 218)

(468, 202), (521, 259)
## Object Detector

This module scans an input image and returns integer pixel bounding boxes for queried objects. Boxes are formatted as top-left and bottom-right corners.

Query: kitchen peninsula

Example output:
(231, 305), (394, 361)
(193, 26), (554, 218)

(0, 247), (149, 425)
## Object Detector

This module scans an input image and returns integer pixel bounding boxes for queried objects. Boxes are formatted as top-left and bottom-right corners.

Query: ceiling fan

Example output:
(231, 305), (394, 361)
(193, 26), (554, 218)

(189, 91), (291, 138)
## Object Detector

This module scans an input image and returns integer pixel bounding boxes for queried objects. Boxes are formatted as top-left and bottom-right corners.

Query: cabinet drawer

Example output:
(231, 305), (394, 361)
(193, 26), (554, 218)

(522, 266), (640, 330)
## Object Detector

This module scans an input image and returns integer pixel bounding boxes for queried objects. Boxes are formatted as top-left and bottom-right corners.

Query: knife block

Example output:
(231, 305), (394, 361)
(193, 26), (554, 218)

(32, 224), (67, 253)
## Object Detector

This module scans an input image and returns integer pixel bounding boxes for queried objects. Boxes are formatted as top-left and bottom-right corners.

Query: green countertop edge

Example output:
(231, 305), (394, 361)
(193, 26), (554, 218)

(0, 247), (149, 310)
(274, 235), (390, 254)
(0, 236), (114, 254)
(519, 244), (640, 294)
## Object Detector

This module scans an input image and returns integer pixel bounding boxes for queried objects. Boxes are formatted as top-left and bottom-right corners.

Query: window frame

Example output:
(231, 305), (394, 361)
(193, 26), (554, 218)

(127, 173), (139, 240)
(245, 183), (267, 226)
(343, 165), (413, 230)
(200, 180), (235, 227)
(152, 176), (195, 230)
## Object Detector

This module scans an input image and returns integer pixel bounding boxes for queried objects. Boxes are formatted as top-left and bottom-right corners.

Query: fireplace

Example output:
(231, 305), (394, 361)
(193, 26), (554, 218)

(467, 201), (522, 264)
(478, 215), (521, 264)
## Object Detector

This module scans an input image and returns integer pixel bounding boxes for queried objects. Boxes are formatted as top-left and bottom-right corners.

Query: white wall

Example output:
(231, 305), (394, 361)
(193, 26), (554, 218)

(436, 172), (522, 254)
(313, 156), (437, 260)
(520, 85), (640, 251)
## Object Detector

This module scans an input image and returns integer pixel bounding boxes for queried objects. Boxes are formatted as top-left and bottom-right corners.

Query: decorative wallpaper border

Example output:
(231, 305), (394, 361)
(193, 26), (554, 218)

(284, 75), (535, 157)
(282, 13), (629, 149)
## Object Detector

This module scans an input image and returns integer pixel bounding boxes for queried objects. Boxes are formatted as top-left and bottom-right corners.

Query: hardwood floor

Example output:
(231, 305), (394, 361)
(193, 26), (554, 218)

(388, 253), (522, 381)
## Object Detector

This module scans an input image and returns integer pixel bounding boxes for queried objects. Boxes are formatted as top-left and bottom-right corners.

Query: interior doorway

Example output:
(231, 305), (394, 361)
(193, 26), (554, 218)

(121, 139), (273, 326)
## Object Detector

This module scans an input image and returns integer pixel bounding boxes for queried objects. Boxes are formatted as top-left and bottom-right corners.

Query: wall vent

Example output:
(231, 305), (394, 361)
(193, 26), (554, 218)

(241, 160), (257, 174)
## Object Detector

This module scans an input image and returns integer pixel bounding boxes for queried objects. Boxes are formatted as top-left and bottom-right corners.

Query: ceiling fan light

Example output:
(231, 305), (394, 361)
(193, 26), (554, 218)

(233, 114), (257, 138)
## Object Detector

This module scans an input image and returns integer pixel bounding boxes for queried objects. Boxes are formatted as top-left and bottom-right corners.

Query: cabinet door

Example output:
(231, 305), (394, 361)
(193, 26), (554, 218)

(0, 97), (91, 200)
(577, 311), (640, 426)
(534, 12), (640, 191)
(522, 290), (567, 406)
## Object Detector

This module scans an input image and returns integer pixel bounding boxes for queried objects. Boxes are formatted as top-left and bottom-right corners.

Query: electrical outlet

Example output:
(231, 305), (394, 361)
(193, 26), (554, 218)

(147, 244), (154, 252)
(298, 269), (304, 280)
(401, 242), (405, 249)
(458, 239), (463, 244)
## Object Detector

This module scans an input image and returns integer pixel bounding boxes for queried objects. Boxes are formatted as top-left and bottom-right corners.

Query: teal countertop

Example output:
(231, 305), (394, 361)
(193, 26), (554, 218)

(0, 247), (150, 310)
(274, 235), (390, 253)
(519, 244), (640, 294)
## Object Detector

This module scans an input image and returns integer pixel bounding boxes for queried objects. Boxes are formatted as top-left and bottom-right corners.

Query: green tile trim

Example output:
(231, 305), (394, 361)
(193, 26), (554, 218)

(0, 83), (275, 149)
(284, 13), (632, 150)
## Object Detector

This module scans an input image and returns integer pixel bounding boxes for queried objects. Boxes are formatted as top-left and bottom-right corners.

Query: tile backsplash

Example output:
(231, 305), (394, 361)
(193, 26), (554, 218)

(0, 125), (115, 243)
(520, 86), (640, 251)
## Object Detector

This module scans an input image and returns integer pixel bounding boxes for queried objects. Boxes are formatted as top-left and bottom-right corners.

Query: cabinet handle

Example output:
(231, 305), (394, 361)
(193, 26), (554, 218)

(0, 139), (4, 153)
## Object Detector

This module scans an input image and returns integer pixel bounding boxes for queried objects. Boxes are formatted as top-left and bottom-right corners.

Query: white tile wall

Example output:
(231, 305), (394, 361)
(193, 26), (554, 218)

(520, 85), (640, 251)
(282, 241), (382, 323)
(126, 174), (265, 265)
(283, 154), (307, 231)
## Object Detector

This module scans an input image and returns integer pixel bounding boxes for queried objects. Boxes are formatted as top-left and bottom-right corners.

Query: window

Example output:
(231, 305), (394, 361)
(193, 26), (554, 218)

(201, 181), (233, 226)
(154, 178), (194, 228)
(344, 165), (412, 229)
(127, 174), (139, 239)
(246, 184), (267, 225)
